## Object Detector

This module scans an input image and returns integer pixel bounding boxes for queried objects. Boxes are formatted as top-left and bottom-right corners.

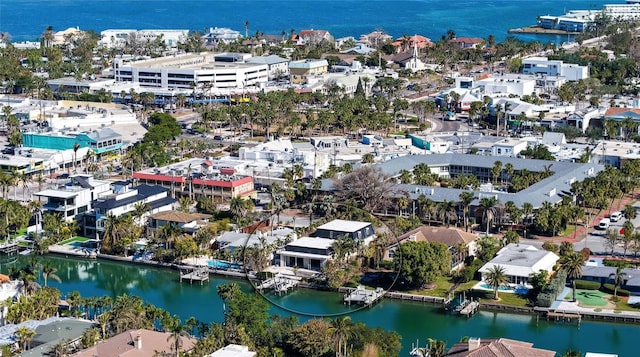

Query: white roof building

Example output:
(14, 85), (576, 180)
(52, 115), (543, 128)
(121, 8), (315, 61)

(207, 344), (256, 357)
(479, 244), (559, 285)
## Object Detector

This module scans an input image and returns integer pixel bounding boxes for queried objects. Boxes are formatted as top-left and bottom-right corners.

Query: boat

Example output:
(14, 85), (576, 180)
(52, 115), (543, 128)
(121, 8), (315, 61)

(409, 340), (429, 356)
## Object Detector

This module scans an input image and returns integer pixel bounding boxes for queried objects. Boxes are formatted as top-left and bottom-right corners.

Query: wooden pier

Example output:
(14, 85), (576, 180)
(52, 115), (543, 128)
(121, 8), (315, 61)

(343, 286), (385, 306)
(179, 267), (209, 285)
(459, 301), (480, 317)
(547, 311), (581, 326)
(0, 242), (19, 255)
(256, 275), (299, 295)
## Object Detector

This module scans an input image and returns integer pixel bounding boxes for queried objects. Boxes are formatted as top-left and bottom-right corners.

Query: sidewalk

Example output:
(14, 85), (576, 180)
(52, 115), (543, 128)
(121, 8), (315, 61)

(549, 285), (640, 319)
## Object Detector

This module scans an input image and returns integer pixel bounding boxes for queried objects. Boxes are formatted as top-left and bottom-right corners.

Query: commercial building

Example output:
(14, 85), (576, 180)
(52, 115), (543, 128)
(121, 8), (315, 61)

(245, 55), (290, 80)
(114, 53), (268, 93)
(23, 128), (123, 155)
(98, 29), (188, 49)
(289, 59), (329, 84)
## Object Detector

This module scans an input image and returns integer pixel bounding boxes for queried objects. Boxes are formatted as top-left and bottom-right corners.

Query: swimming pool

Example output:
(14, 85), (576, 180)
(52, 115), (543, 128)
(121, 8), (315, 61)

(480, 283), (513, 291)
(207, 259), (241, 270)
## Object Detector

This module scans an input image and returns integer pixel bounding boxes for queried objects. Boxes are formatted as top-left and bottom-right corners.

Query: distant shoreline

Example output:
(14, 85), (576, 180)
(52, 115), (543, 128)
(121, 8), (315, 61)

(508, 26), (581, 36)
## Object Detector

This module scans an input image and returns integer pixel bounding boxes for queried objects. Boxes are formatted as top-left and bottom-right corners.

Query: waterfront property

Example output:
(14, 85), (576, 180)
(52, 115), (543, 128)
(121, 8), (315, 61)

(478, 244), (559, 286)
(72, 328), (196, 356)
(387, 226), (479, 270)
(147, 210), (211, 236)
(522, 57), (589, 81)
(444, 337), (556, 357)
(314, 219), (375, 245)
(276, 237), (335, 271)
(34, 175), (112, 222)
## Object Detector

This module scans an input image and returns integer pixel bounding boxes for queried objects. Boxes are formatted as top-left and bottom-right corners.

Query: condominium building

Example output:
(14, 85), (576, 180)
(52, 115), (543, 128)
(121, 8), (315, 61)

(522, 57), (589, 81)
(289, 59), (329, 84)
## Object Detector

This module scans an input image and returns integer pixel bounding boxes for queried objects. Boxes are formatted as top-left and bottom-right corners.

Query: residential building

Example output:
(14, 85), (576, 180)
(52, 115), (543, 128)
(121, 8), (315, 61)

(217, 227), (296, 253)
(370, 154), (604, 209)
(341, 43), (377, 55)
(391, 35), (432, 52)
(245, 55), (289, 80)
(297, 29), (335, 46)
(475, 74), (536, 97)
(604, 4), (640, 21)
(203, 27), (242, 46)
(387, 227), (479, 270)
(314, 219), (375, 245)
(114, 53), (268, 94)
(449, 37), (484, 49)
(445, 337), (555, 357)
(98, 29), (137, 48)
(359, 31), (392, 48)
(471, 138), (528, 157)
(147, 211), (211, 236)
(98, 29), (188, 49)
(132, 158), (256, 201)
(566, 108), (603, 133)
(276, 237), (335, 271)
(72, 328), (196, 357)
(34, 175), (111, 222)
(522, 57), (589, 81)
(83, 183), (175, 239)
(289, 59), (329, 84)
(14, 318), (94, 357)
(52, 27), (83, 46)
(0, 277), (21, 326)
(23, 128), (123, 155)
(207, 344), (256, 357)
(478, 244), (559, 285)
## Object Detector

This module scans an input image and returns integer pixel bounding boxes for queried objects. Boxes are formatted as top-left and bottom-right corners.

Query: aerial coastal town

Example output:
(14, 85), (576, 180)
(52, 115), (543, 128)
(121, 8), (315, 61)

(3, 2), (640, 356)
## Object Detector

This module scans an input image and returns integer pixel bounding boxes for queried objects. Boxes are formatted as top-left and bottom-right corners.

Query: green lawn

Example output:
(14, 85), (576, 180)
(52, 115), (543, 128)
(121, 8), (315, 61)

(612, 297), (640, 312)
(59, 236), (91, 245)
(406, 277), (481, 298)
(468, 289), (529, 307)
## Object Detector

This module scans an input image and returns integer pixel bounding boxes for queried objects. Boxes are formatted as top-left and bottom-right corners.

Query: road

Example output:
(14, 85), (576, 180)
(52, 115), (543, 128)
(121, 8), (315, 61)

(574, 201), (640, 257)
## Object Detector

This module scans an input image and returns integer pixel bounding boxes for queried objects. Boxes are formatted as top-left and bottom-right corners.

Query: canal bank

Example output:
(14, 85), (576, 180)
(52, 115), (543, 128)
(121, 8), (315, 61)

(5, 254), (638, 356)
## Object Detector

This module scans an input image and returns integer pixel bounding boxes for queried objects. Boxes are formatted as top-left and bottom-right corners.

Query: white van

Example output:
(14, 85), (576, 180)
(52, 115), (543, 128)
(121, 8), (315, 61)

(609, 211), (623, 222)
(598, 218), (611, 229)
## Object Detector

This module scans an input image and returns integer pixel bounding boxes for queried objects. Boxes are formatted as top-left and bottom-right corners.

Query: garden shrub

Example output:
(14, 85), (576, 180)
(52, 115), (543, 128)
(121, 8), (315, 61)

(535, 270), (567, 307)
(601, 283), (630, 297)
(574, 279), (601, 290)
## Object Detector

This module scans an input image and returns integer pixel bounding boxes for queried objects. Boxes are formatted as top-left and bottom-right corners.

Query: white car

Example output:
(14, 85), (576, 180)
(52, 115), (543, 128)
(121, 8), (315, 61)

(609, 211), (623, 222)
(598, 218), (611, 229)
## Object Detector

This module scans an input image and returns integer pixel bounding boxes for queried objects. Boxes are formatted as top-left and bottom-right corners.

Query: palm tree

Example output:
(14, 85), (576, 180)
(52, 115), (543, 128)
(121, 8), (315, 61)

(167, 319), (189, 356)
(608, 266), (628, 299)
(484, 265), (508, 300)
(330, 316), (354, 357)
(458, 191), (475, 232)
(15, 326), (36, 351)
(491, 160), (502, 184)
(131, 202), (151, 225)
(562, 252), (585, 302)
(476, 197), (499, 235)
(427, 338), (446, 357)
(436, 200), (457, 228)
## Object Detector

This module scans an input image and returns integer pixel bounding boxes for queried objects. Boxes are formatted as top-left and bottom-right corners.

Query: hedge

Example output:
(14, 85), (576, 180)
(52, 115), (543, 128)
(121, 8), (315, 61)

(601, 283), (630, 297)
(536, 270), (567, 307)
(574, 279), (601, 290)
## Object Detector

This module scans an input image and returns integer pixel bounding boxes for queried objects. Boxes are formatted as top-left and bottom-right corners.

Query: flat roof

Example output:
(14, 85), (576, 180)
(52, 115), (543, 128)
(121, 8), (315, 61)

(287, 237), (334, 250)
(316, 219), (372, 233)
(34, 189), (81, 199)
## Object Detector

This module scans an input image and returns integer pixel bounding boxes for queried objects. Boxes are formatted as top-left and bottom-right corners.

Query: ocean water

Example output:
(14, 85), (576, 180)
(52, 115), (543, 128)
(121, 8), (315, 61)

(0, 0), (614, 43)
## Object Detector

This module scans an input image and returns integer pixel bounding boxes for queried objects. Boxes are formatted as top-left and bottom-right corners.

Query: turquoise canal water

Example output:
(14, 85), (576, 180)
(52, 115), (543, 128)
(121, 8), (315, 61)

(2, 255), (637, 356)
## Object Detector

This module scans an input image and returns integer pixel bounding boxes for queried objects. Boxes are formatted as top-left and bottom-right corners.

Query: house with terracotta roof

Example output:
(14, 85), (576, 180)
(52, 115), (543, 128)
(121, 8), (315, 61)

(449, 37), (485, 49)
(391, 35), (433, 53)
(445, 337), (555, 357)
(386, 226), (479, 270)
(72, 329), (195, 357)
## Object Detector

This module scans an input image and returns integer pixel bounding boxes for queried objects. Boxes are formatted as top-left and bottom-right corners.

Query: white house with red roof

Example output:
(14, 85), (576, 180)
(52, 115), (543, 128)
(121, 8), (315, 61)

(449, 37), (484, 49)
(296, 29), (335, 46)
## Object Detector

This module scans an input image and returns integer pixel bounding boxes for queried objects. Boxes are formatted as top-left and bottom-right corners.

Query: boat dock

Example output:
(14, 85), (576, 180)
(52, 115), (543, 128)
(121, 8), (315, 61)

(459, 301), (480, 317)
(445, 292), (480, 317)
(547, 311), (581, 326)
(343, 286), (385, 306)
(256, 274), (299, 295)
(179, 267), (209, 285)
(0, 242), (19, 255)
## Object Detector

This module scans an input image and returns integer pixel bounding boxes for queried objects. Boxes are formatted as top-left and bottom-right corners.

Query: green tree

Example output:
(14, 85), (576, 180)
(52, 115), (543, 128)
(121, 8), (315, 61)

(608, 266), (628, 299)
(392, 241), (451, 288)
(562, 252), (585, 302)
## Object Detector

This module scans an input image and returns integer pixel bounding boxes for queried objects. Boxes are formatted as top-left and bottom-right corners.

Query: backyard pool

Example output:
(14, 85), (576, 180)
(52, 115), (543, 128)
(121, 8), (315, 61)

(475, 282), (529, 295)
(207, 259), (241, 270)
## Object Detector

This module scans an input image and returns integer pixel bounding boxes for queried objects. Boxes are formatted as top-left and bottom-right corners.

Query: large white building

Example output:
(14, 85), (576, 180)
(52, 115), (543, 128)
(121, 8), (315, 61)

(34, 175), (112, 222)
(98, 29), (188, 49)
(522, 57), (589, 81)
(114, 53), (268, 93)
(603, 4), (640, 22)
(244, 55), (290, 80)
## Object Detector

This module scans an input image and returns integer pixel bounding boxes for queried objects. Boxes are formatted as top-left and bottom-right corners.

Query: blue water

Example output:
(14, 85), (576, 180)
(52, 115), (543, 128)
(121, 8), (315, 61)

(481, 283), (513, 291)
(0, 0), (613, 43)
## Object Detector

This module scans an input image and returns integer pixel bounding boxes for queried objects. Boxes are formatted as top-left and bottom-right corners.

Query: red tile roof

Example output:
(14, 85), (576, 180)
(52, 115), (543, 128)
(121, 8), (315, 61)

(604, 107), (640, 116)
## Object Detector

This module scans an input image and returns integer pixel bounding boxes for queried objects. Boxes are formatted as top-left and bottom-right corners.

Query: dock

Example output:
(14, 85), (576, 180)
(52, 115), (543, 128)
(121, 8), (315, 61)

(0, 242), (19, 255)
(179, 267), (209, 285)
(459, 301), (480, 317)
(256, 274), (299, 295)
(343, 286), (385, 306)
(547, 311), (581, 326)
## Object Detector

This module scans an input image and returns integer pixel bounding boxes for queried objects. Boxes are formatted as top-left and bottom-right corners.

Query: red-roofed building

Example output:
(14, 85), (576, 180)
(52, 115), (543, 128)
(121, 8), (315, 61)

(450, 37), (485, 49)
(391, 35), (433, 53)
(445, 337), (555, 357)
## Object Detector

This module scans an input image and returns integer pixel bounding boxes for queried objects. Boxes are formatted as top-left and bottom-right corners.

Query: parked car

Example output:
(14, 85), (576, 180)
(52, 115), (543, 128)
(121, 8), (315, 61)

(598, 218), (611, 230)
(609, 211), (623, 222)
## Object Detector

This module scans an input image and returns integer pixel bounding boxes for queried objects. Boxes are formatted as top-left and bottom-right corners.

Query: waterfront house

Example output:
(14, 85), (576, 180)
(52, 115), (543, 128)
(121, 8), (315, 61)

(147, 210), (211, 236)
(203, 27), (242, 46)
(386, 227), (479, 270)
(445, 337), (555, 357)
(478, 244), (559, 286)
(72, 328), (196, 357)
(359, 31), (392, 48)
(314, 219), (375, 245)
(276, 237), (334, 271)
(34, 174), (112, 222)
(10, 318), (93, 356)
(206, 344), (256, 357)
(82, 183), (175, 239)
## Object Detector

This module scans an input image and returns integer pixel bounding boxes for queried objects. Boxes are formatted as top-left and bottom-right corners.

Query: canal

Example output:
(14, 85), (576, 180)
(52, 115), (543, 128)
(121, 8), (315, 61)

(3, 255), (636, 356)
